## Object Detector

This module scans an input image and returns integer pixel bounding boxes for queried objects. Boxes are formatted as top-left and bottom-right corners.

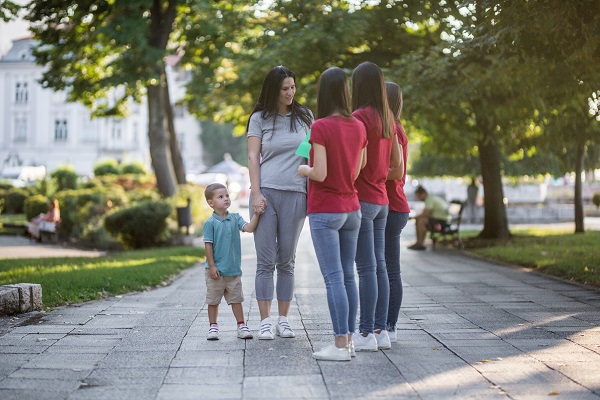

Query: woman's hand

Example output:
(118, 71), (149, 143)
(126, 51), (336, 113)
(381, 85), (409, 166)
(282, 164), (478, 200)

(252, 190), (267, 215)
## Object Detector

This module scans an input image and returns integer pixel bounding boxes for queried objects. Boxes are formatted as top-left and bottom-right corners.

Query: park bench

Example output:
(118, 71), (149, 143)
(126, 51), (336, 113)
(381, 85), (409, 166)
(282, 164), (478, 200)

(429, 200), (465, 250)
(39, 220), (60, 244)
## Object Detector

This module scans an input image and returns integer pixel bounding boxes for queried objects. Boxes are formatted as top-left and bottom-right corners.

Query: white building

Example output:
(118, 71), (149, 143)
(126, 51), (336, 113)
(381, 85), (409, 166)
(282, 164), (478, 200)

(0, 38), (204, 177)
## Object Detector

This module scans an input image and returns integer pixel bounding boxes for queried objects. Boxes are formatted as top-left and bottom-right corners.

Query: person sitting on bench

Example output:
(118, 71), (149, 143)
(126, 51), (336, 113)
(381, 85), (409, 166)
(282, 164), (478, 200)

(408, 186), (450, 251)
(27, 198), (60, 240)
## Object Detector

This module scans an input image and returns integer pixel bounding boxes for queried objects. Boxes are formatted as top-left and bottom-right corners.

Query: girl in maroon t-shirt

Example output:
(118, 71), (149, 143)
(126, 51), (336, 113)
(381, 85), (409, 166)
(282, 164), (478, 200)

(298, 67), (367, 361)
(351, 62), (401, 352)
(384, 82), (410, 344)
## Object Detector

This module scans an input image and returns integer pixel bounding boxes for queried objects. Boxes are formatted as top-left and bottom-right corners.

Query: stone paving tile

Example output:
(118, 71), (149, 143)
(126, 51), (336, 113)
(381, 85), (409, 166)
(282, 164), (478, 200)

(170, 349), (244, 368)
(244, 348), (320, 377)
(97, 350), (174, 369)
(9, 367), (91, 380)
(243, 374), (328, 399)
(156, 383), (242, 400)
(164, 366), (243, 385)
(10, 325), (75, 334)
(21, 352), (107, 370)
(67, 386), (160, 400)
(0, 388), (78, 400)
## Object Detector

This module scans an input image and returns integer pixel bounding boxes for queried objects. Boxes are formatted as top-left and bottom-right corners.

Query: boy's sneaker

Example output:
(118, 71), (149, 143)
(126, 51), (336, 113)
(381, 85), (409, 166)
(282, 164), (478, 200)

(374, 329), (391, 350)
(276, 316), (295, 338)
(207, 324), (219, 340)
(352, 331), (378, 352)
(312, 344), (351, 361)
(258, 318), (274, 340)
(388, 329), (398, 343)
(237, 323), (253, 339)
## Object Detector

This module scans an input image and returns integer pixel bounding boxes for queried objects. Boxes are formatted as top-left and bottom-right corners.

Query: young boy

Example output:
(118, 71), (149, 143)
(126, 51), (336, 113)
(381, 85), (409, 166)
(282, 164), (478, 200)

(203, 183), (263, 340)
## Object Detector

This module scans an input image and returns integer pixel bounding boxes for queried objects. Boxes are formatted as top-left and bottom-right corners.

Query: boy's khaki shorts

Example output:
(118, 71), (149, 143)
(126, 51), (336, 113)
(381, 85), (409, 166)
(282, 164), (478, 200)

(205, 269), (244, 305)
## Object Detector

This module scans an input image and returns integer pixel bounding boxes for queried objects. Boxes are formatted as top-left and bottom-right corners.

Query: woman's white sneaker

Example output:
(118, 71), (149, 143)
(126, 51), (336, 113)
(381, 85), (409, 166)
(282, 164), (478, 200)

(374, 329), (391, 350)
(312, 344), (351, 361)
(352, 331), (378, 352)
(276, 316), (295, 338)
(258, 318), (274, 340)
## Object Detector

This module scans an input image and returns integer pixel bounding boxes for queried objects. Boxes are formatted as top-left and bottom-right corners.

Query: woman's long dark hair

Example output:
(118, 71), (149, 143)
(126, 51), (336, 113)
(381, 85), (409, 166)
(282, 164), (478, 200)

(246, 66), (312, 133)
(385, 82), (403, 122)
(317, 67), (351, 119)
(351, 62), (394, 139)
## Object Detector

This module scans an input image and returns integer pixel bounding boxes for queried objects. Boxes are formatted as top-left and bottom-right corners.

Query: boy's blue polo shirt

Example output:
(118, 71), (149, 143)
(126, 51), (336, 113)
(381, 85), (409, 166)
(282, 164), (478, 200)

(203, 212), (247, 276)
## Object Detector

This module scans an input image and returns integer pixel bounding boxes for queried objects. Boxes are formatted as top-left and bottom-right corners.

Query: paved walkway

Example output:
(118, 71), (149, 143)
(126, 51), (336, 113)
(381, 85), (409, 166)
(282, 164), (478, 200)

(0, 221), (599, 399)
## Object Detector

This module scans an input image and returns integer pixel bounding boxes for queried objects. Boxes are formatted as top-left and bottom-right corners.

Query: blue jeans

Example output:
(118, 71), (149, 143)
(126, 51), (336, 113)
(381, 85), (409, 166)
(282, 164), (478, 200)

(309, 211), (361, 336)
(385, 211), (409, 331)
(355, 201), (389, 334)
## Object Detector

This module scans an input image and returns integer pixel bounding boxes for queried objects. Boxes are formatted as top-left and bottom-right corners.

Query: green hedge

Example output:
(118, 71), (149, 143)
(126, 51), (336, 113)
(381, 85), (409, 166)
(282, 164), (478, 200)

(24, 195), (49, 221)
(104, 200), (173, 249)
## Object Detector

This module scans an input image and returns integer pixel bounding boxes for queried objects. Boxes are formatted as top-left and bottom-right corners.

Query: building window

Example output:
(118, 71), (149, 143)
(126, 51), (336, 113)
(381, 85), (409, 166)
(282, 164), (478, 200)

(173, 105), (185, 118)
(14, 117), (27, 142)
(15, 82), (28, 104)
(54, 119), (68, 141)
(112, 120), (122, 140)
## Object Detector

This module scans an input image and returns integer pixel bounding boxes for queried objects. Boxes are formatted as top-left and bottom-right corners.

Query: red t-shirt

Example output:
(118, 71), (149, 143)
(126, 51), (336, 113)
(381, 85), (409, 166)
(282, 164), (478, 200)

(353, 106), (393, 205)
(307, 116), (367, 214)
(386, 123), (410, 212)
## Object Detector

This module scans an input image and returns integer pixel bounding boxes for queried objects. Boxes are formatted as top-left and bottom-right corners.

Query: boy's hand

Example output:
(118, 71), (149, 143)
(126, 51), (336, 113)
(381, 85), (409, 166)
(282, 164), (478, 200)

(209, 265), (220, 280)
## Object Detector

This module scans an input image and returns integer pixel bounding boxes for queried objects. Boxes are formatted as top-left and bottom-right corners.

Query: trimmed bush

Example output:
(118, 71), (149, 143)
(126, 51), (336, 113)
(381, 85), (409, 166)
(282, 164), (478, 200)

(593, 192), (600, 208)
(104, 200), (173, 249)
(4, 188), (29, 214)
(51, 166), (79, 191)
(54, 189), (104, 236)
(121, 161), (148, 175)
(24, 195), (49, 220)
(94, 159), (121, 176)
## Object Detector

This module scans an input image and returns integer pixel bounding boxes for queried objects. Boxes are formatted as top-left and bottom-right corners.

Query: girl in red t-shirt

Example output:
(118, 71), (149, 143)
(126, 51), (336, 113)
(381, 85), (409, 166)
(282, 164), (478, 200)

(384, 82), (410, 344)
(298, 67), (367, 361)
(351, 62), (401, 352)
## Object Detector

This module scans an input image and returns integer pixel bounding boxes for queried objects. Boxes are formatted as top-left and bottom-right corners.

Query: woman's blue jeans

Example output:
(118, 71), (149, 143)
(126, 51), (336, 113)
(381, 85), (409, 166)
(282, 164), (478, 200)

(355, 201), (389, 334)
(385, 211), (409, 331)
(309, 211), (361, 336)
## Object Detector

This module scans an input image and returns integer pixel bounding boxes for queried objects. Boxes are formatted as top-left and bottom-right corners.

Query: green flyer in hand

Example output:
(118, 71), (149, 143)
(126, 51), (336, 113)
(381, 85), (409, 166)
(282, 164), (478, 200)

(295, 129), (311, 159)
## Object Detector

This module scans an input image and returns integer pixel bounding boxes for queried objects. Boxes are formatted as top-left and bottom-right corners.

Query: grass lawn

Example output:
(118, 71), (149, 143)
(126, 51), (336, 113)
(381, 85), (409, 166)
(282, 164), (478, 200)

(463, 228), (600, 288)
(0, 246), (205, 308)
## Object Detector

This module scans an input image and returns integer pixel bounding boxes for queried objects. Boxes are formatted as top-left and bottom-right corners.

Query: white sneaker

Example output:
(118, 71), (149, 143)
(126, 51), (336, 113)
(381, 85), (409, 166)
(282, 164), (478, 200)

(207, 324), (219, 340)
(237, 323), (253, 339)
(276, 316), (295, 338)
(352, 331), (378, 352)
(346, 341), (356, 357)
(312, 344), (351, 361)
(374, 329), (391, 350)
(388, 329), (397, 343)
(258, 318), (274, 340)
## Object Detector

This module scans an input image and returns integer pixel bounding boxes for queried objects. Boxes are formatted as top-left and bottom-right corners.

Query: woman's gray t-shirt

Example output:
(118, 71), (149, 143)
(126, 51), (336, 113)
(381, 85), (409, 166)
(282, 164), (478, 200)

(247, 111), (312, 194)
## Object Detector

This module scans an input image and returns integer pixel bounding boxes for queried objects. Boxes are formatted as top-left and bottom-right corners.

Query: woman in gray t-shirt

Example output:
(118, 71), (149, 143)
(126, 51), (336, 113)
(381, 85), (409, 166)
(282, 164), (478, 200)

(247, 66), (313, 340)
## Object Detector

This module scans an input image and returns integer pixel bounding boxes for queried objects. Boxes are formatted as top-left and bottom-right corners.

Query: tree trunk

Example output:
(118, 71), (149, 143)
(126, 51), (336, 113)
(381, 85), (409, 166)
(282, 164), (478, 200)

(574, 140), (585, 233)
(477, 125), (511, 239)
(163, 76), (187, 184)
(147, 77), (178, 197)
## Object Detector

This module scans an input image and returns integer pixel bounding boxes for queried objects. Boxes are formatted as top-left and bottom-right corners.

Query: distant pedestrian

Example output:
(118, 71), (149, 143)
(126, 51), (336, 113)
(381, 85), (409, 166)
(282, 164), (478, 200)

(203, 183), (263, 341)
(298, 67), (367, 361)
(408, 185), (450, 250)
(467, 177), (479, 223)
(384, 82), (409, 344)
(27, 198), (60, 240)
(351, 61), (401, 352)
(247, 65), (314, 340)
